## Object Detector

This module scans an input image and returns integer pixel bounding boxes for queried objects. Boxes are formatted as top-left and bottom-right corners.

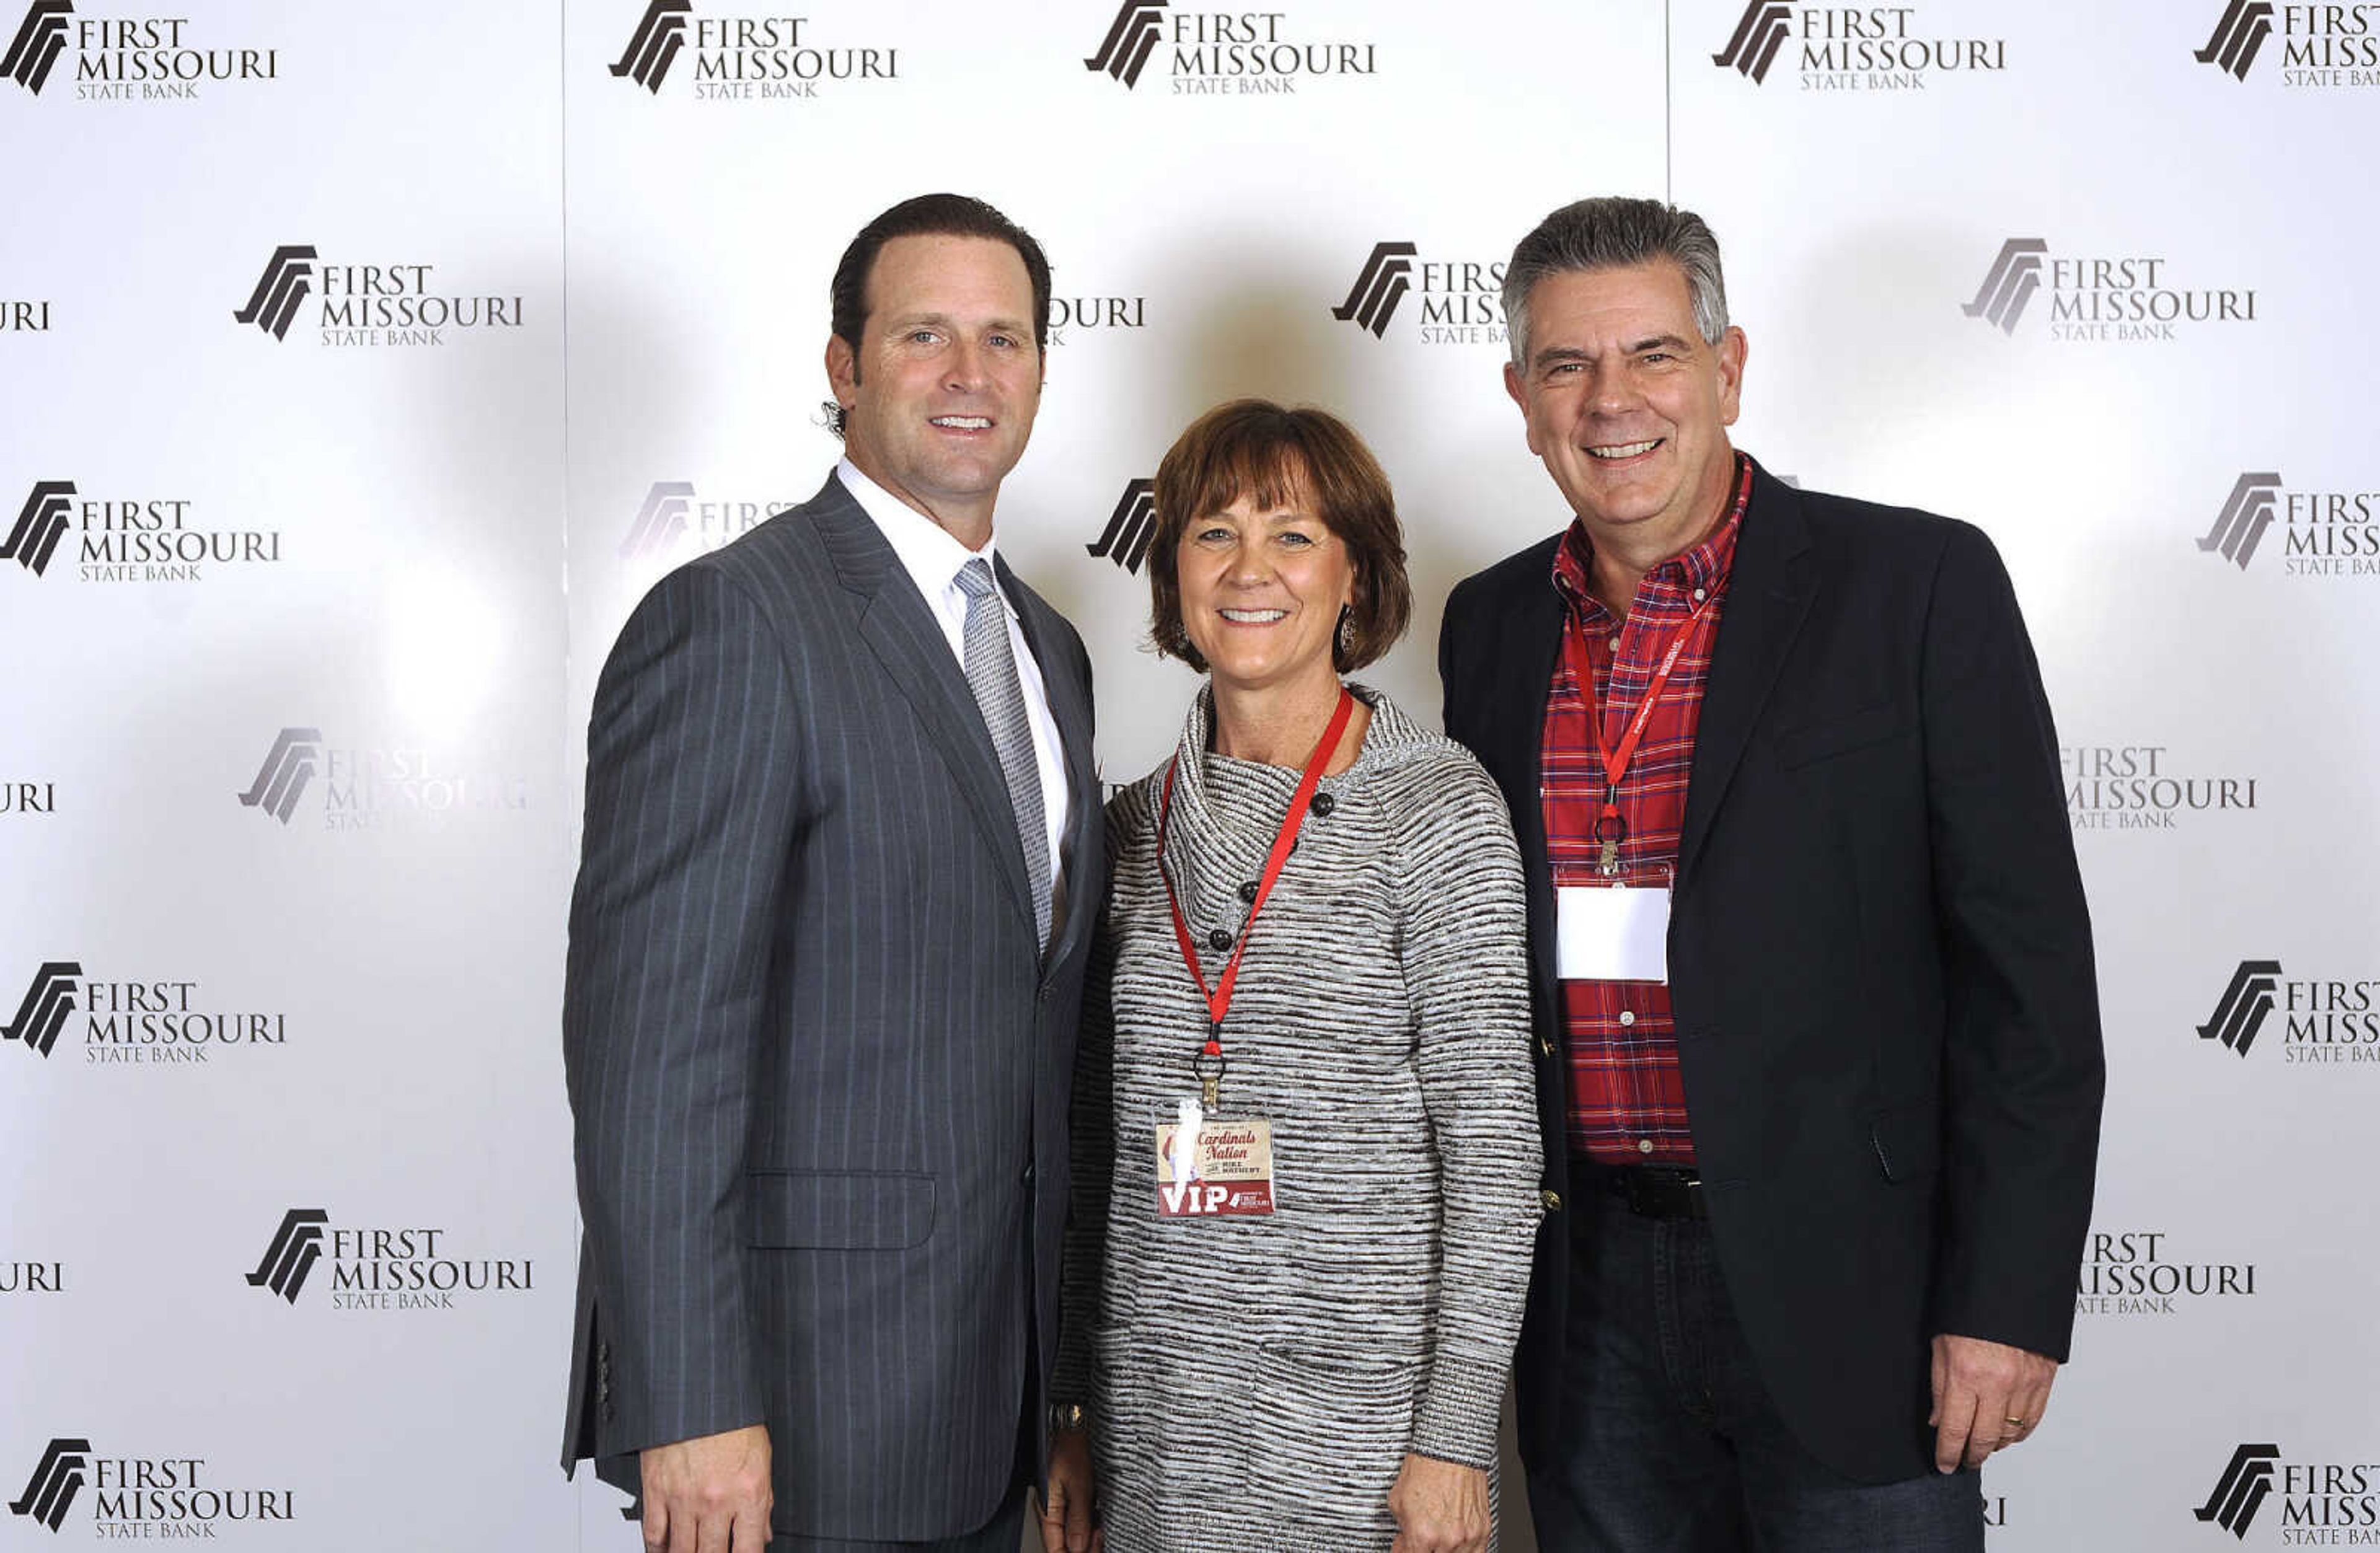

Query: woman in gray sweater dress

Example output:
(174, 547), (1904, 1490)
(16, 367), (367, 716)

(1046, 401), (1542, 1553)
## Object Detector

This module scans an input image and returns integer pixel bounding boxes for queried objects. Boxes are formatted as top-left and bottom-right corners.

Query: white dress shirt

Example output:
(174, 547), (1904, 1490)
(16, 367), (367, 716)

(836, 460), (1072, 935)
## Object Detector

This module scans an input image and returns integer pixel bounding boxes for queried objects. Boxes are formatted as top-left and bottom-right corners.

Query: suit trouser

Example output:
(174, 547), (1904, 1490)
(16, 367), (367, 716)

(1523, 1168), (1983, 1553)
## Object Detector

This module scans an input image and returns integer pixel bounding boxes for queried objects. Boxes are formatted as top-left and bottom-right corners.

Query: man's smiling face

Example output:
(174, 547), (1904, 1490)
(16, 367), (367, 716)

(1504, 258), (1746, 558)
(829, 233), (1043, 534)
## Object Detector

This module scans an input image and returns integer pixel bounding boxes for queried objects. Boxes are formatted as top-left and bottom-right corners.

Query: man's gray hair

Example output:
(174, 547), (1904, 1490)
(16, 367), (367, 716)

(1501, 198), (1729, 371)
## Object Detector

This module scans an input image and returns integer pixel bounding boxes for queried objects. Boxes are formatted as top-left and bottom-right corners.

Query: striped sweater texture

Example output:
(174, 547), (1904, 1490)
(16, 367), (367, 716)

(1056, 686), (1543, 1551)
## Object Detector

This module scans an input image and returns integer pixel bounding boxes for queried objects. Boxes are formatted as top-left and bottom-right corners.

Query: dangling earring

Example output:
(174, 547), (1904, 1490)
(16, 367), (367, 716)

(1336, 606), (1354, 659)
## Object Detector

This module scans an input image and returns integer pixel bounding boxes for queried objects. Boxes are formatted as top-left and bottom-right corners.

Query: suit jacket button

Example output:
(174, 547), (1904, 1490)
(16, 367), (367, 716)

(1023, 1163), (1037, 1185)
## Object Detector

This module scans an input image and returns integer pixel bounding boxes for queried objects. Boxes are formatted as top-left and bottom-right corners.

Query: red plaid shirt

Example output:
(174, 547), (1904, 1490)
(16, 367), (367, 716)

(1541, 454), (1750, 1165)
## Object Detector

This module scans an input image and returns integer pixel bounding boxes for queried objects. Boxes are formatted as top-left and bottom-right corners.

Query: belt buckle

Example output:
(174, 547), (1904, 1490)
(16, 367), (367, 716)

(1624, 1167), (1702, 1218)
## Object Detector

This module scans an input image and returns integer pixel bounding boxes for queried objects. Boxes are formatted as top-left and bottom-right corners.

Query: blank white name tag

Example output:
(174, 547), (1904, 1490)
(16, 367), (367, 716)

(1556, 884), (1670, 983)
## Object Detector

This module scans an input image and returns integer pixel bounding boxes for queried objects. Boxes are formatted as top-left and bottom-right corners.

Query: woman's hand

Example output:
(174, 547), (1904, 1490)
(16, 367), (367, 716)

(1387, 1452), (1491, 1553)
(1038, 1427), (1103, 1553)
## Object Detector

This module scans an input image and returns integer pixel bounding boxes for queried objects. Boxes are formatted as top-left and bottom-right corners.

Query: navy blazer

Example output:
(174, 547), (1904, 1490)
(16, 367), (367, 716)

(560, 473), (1101, 1542)
(1439, 458), (2104, 1484)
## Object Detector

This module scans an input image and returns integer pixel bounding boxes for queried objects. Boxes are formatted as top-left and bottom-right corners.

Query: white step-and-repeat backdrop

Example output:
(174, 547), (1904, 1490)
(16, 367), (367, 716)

(5, 2), (2374, 1549)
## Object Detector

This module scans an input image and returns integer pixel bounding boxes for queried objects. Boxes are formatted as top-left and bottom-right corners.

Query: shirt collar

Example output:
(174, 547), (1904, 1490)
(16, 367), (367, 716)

(1551, 451), (1752, 623)
(836, 457), (1003, 605)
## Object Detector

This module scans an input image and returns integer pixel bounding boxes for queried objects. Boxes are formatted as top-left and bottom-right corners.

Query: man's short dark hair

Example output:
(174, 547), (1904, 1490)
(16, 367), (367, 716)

(823, 193), (1052, 438)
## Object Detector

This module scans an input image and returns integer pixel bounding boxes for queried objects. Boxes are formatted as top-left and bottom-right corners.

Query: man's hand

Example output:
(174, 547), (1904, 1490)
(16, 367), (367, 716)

(1929, 1334), (2058, 1473)
(639, 1425), (772, 1553)
(1037, 1428), (1103, 1553)
(1387, 1453), (1491, 1553)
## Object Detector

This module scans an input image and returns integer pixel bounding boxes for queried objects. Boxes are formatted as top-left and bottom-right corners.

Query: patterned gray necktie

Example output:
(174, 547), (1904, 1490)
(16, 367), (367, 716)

(954, 558), (1052, 948)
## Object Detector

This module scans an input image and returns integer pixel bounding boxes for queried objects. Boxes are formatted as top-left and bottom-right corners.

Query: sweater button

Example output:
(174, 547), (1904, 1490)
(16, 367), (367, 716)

(1238, 880), (1260, 904)
(1207, 928), (1232, 952)
(1310, 791), (1336, 817)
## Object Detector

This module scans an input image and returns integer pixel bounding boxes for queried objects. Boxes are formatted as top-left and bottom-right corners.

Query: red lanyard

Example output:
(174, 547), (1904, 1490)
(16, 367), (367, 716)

(1582, 596), (1714, 873)
(1156, 687), (1355, 1104)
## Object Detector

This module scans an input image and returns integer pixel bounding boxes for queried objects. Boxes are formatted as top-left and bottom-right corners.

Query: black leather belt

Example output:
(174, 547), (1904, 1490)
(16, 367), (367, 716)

(1577, 1160), (1708, 1220)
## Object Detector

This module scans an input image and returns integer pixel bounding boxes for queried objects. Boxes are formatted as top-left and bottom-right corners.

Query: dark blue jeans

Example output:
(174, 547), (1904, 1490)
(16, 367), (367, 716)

(1525, 1179), (1983, 1553)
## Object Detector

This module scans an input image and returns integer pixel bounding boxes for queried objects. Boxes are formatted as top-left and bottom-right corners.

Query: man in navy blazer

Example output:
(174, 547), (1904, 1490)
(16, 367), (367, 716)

(1439, 198), (2104, 1550)
(562, 195), (1103, 1553)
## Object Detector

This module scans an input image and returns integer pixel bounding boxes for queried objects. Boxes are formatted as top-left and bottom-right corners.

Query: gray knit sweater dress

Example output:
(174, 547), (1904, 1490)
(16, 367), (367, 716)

(1054, 686), (1543, 1552)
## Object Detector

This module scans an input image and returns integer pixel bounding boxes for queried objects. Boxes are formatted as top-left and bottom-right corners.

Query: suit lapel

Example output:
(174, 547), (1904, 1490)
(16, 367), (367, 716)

(1476, 539), (1567, 1014)
(1001, 557), (1099, 975)
(811, 478), (1037, 935)
(1677, 463), (1818, 889)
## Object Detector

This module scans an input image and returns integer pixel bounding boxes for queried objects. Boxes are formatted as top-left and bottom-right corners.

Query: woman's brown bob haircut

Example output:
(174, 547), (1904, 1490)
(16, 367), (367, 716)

(1148, 399), (1413, 675)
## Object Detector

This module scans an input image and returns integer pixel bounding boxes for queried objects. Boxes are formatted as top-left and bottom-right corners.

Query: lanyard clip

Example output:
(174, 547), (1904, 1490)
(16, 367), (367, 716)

(1593, 808), (1627, 876)
(1193, 1026), (1226, 1111)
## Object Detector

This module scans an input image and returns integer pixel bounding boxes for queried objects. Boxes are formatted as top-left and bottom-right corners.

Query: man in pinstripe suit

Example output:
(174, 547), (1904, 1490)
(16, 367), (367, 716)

(562, 194), (1103, 1553)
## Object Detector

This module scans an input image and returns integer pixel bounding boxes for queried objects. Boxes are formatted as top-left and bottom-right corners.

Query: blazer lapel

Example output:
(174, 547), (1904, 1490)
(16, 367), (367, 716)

(811, 478), (1038, 935)
(1474, 539), (1567, 1016)
(1001, 557), (1099, 975)
(1677, 462), (1818, 889)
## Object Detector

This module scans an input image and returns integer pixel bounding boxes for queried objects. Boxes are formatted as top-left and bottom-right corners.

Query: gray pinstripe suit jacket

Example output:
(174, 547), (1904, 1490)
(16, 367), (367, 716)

(560, 472), (1102, 1544)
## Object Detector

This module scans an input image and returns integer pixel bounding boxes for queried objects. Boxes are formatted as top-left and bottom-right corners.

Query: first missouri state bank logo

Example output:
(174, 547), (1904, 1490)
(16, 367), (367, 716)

(237, 728), (320, 824)
(611, 0), (687, 89)
(1, 1), (276, 100)
(608, 1), (896, 99)
(1712, 2), (1791, 82)
(236, 726), (531, 830)
(1962, 239), (2255, 341)
(233, 245), (526, 348)
(7, 1439), (296, 1533)
(2187, 1442), (2380, 1540)
(1, 2), (68, 94)
(1086, 479), (1157, 575)
(245, 1210), (328, 1301)
(2198, 1444), (2281, 1537)
(1, 959), (286, 1068)
(1334, 243), (1416, 337)
(1085, 1), (1164, 86)
(2200, 960), (2281, 1057)
(1330, 242), (1505, 346)
(2195, 0), (2376, 82)
(231, 245), (314, 341)
(8, 1438), (89, 1531)
(2197, 958), (2380, 1066)
(2197, 1), (2276, 76)
(0, 481), (72, 576)
(244, 1207), (534, 1310)
(2, 477), (284, 584)
(1082, 0), (1378, 93)
(619, 480), (799, 563)
(2199, 473), (2281, 568)
(2195, 470), (2380, 578)
(1712, 0), (2007, 89)
(1, 961), (81, 1058)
